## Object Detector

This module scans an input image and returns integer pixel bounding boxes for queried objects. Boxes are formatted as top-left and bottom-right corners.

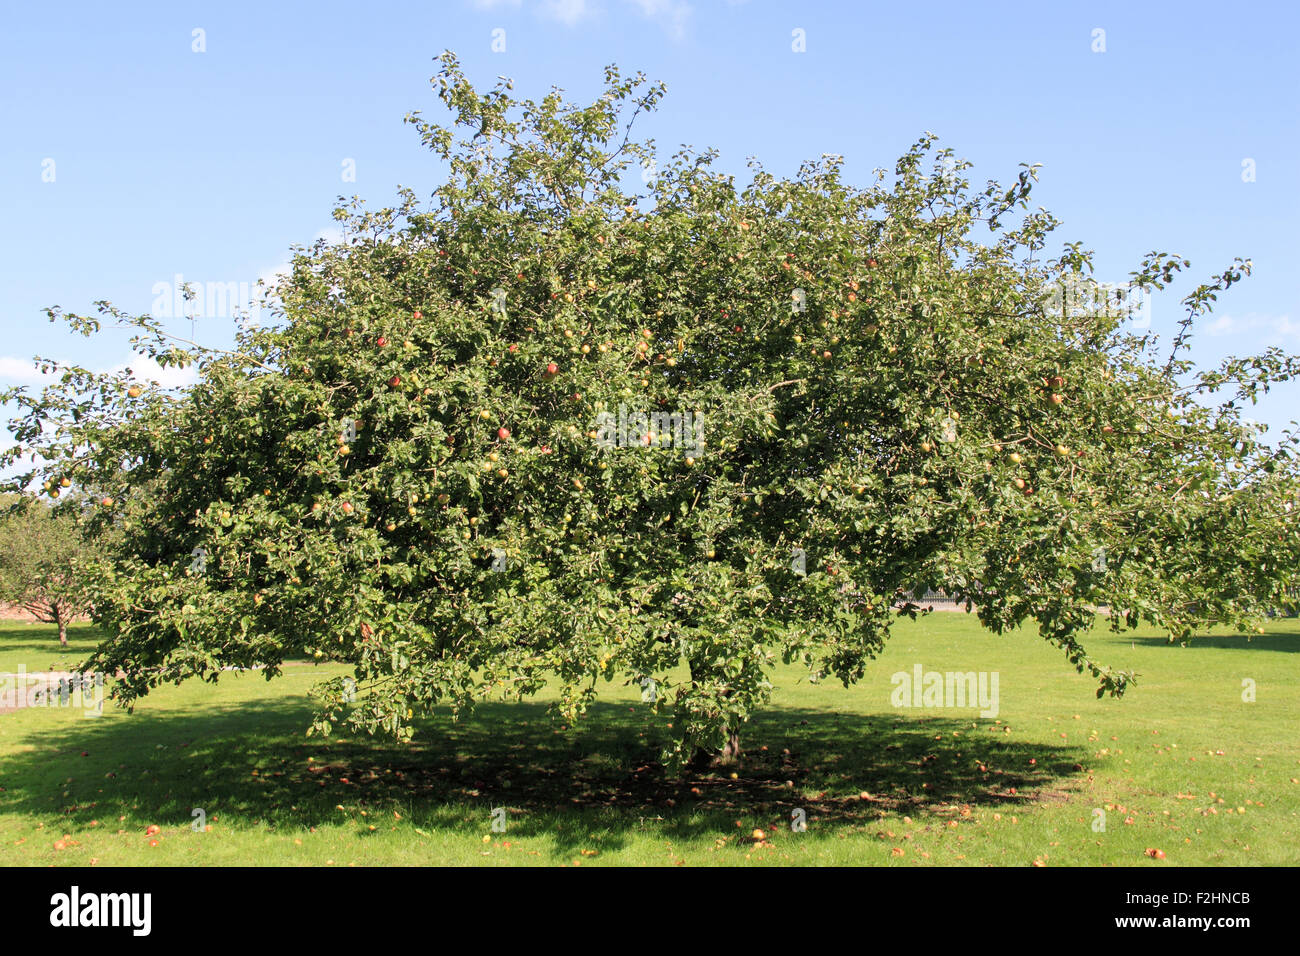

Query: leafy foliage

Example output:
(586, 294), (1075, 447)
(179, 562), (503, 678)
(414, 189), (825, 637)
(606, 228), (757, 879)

(4, 53), (1298, 767)
(0, 494), (100, 645)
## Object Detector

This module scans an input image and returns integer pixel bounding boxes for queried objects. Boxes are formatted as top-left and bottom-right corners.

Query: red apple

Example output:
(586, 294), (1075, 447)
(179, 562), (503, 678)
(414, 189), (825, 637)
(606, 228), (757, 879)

(389, 375), (401, 388)
(376, 336), (388, 347)
(546, 362), (559, 376)
(498, 427), (511, 441)
(341, 502), (354, 514)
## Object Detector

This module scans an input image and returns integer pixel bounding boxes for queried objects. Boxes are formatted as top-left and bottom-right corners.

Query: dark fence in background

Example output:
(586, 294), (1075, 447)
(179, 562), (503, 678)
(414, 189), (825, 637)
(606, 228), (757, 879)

(1270, 586), (1299, 618)
(900, 590), (974, 611)
(900, 588), (1300, 618)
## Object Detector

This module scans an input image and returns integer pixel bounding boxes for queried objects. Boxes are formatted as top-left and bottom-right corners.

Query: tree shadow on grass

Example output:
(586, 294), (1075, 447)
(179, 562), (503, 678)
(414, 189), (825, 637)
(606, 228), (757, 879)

(0, 696), (1089, 857)
(0, 624), (97, 652)
(1127, 630), (1300, 653)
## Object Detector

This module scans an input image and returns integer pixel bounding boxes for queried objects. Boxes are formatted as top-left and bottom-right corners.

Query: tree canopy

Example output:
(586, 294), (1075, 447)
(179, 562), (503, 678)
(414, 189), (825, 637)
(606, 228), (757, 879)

(0, 493), (99, 645)
(5, 52), (1298, 767)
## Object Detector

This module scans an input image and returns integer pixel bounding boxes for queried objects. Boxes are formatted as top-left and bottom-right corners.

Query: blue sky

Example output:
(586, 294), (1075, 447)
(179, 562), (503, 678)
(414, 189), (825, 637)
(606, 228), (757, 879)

(2, 0), (1297, 438)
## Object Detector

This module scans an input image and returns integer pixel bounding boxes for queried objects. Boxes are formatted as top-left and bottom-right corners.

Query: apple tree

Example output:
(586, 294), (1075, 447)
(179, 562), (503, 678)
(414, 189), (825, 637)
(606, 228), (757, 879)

(0, 493), (101, 646)
(5, 52), (1298, 768)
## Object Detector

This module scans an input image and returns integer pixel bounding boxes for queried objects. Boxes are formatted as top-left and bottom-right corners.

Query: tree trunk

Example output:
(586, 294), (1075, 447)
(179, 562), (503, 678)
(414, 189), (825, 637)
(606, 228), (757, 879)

(55, 607), (67, 647)
(684, 655), (743, 769)
(721, 726), (741, 761)
(687, 724), (741, 769)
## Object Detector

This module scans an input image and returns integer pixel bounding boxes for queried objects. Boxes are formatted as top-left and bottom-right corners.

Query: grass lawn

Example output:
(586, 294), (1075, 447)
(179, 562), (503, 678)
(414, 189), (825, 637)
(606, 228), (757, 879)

(0, 615), (1296, 866)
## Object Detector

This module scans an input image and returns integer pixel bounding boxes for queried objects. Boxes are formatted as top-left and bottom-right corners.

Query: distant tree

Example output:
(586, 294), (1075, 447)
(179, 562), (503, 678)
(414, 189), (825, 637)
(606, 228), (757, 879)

(0, 494), (96, 646)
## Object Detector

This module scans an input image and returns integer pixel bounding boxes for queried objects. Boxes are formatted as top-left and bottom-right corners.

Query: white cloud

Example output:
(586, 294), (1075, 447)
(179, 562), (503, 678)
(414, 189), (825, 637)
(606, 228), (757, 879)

(1206, 312), (1297, 344)
(0, 357), (56, 387)
(543, 0), (591, 25)
(255, 226), (346, 304)
(115, 355), (200, 390)
(256, 261), (291, 298)
(0, 354), (197, 395)
(623, 0), (691, 37)
(471, 0), (691, 34)
(471, 0), (588, 23)
(1207, 314), (1237, 335)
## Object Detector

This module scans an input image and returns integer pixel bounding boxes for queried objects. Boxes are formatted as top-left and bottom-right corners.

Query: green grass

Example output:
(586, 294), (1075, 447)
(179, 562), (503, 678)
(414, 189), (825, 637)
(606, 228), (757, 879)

(0, 621), (99, 674)
(0, 615), (1296, 866)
